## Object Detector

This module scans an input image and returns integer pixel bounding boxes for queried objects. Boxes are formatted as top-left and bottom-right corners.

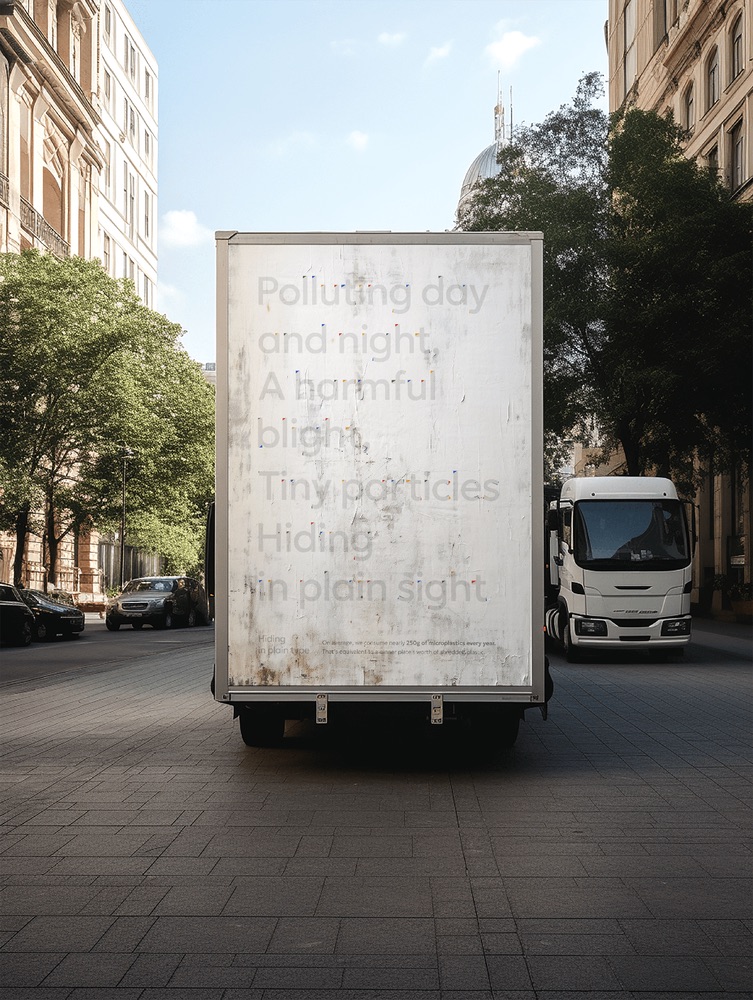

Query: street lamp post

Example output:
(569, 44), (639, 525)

(119, 443), (134, 590)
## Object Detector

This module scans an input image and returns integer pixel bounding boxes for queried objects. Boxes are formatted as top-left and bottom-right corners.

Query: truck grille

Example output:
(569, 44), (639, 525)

(611, 618), (658, 627)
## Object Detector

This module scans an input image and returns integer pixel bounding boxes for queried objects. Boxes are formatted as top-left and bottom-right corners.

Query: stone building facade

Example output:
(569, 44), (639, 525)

(607, 0), (752, 613)
(0, 0), (159, 600)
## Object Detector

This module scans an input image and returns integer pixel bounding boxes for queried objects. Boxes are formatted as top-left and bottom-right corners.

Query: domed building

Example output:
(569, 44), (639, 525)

(457, 94), (508, 216)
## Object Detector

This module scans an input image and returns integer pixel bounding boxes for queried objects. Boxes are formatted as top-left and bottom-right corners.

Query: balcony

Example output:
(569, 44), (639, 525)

(20, 197), (69, 257)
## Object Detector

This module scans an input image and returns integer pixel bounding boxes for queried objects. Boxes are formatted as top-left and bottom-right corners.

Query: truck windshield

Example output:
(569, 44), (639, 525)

(574, 499), (690, 571)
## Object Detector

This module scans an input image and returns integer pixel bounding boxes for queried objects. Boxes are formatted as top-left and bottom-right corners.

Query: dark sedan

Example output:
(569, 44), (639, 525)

(18, 589), (86, 641)
(0, 584), (36, 646)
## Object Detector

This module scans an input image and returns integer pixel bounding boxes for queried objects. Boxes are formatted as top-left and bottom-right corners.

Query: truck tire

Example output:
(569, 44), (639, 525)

(461, 704), (520, 751)
(563, 622), (581, 663)
(105, 619), (120, 631)
(238, 705), (284, 747)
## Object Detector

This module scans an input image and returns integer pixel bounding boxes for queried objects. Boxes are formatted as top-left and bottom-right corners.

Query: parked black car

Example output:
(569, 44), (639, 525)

(18, 589), (85, 641)
(0, 584), (36, 647)
(106, 576), (211, 631)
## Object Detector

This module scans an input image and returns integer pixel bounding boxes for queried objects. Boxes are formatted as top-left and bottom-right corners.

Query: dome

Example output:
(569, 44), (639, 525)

(459, 142), (502, 204)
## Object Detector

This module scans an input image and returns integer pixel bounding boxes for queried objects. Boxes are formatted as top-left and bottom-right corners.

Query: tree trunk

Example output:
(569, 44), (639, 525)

(13, 504), (29, 588)
(617, 422), (642, 477)
(46, 500), (58, 588)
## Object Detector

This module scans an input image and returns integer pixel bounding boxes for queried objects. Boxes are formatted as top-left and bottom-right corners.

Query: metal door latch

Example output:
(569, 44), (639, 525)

(431, 693), (443, 725)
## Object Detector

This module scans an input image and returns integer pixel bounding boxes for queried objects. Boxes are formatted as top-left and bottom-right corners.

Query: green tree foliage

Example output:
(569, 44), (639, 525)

(0, 250), (214, 586)
(457, 74), (752, 491)
(605, 107), (752, 488)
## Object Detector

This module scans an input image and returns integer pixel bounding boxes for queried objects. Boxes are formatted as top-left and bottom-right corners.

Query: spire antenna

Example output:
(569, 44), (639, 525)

(494, 72), (505, 149)
(509, 86), (514, 141)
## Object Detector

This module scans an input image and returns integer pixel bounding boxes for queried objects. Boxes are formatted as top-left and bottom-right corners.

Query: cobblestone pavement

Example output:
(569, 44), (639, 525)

(0, 625), (751, 998)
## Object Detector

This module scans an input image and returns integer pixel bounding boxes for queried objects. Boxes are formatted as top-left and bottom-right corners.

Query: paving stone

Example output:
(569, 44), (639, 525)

(606, 954), (726, 991)
(41, 952), (136, 987)
(316, 877), (433, 917)
(4, 915), (114, 951)
(0, 953), (67, 988)
(267, 916), (341, 953)
(137, 915), (277, 953)
(438, 954), (491, 990)
(222, 876), (324, 916)
(335, 917), (436, 954)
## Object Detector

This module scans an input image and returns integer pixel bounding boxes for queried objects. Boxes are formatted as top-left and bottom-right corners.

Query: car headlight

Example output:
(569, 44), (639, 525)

(150, 597), (166, 608)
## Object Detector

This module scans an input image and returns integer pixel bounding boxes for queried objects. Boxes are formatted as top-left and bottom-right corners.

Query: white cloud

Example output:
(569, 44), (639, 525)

(377, 31), (406, 46)
(424, 41), (452, 67)
(160, 210), (212, 249)
(346, 130), (369, 152)
(265, 130), (317, 158)
(485, 26), (540, 71)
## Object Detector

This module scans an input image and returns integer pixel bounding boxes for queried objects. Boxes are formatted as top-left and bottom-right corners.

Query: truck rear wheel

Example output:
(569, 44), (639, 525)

(238, 705), (284, 747)
(461, 704), (521, 750)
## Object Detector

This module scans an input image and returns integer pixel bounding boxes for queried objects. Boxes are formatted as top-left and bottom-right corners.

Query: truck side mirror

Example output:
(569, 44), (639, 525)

(546, 510), (559, 532)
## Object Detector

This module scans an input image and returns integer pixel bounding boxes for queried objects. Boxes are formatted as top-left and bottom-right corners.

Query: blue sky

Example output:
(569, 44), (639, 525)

(126, 0), (608, 363)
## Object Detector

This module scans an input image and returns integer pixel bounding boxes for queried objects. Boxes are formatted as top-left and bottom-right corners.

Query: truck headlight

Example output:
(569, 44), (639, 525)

(661, 618), (691, 636)
(574, 618), (608, 637)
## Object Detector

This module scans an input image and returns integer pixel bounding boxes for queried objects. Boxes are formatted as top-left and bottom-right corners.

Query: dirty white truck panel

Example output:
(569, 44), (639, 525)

(216, 232), (544, 702)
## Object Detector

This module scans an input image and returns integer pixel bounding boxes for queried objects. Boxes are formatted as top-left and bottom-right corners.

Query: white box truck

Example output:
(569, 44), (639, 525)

(545, 476), (693, 660)
(214, 232), (551, 747)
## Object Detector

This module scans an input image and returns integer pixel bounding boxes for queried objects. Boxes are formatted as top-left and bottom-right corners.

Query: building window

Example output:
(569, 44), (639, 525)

(624, 0), (637, 97)
(731, 15), (744, 81)
(730, 120), (744, 190)
(103, 70), (112, 111)
(103, 141), (111, 193)
(103, 232), (111, 273)
(708, 145), (719, 176)
(684, 83), (695, 132)
(143, 274), (151, 307)
(707, 48), (720, 109)
(144, 129), (151, 165)
(71, 18), (81, 82)
(654, 0), (678, 48)
(124, 35), (136, 80)
(103, 4), (112, 45)
(145, 69), (152, 105)
(144, 190), (150, 238)
(48, 0), (57, 48)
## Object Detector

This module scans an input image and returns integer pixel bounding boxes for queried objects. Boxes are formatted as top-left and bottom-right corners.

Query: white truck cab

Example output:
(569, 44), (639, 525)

(545, 477), (693, 660)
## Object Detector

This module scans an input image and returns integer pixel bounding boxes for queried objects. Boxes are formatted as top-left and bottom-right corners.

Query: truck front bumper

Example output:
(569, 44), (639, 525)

(571, 614), (692, 649)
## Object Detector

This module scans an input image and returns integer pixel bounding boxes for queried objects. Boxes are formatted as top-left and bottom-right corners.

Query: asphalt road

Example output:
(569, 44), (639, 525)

(0, 616), (215, 684)
(0, 620), (750, 997)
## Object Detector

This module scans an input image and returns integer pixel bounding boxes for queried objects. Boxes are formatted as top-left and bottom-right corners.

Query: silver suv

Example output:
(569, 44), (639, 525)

(106, 576), (211, 631)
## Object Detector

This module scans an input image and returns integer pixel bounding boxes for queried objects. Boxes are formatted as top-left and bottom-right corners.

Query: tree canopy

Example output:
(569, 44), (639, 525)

(457, 73), (752, 492)
(0, 250), (214, 586)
